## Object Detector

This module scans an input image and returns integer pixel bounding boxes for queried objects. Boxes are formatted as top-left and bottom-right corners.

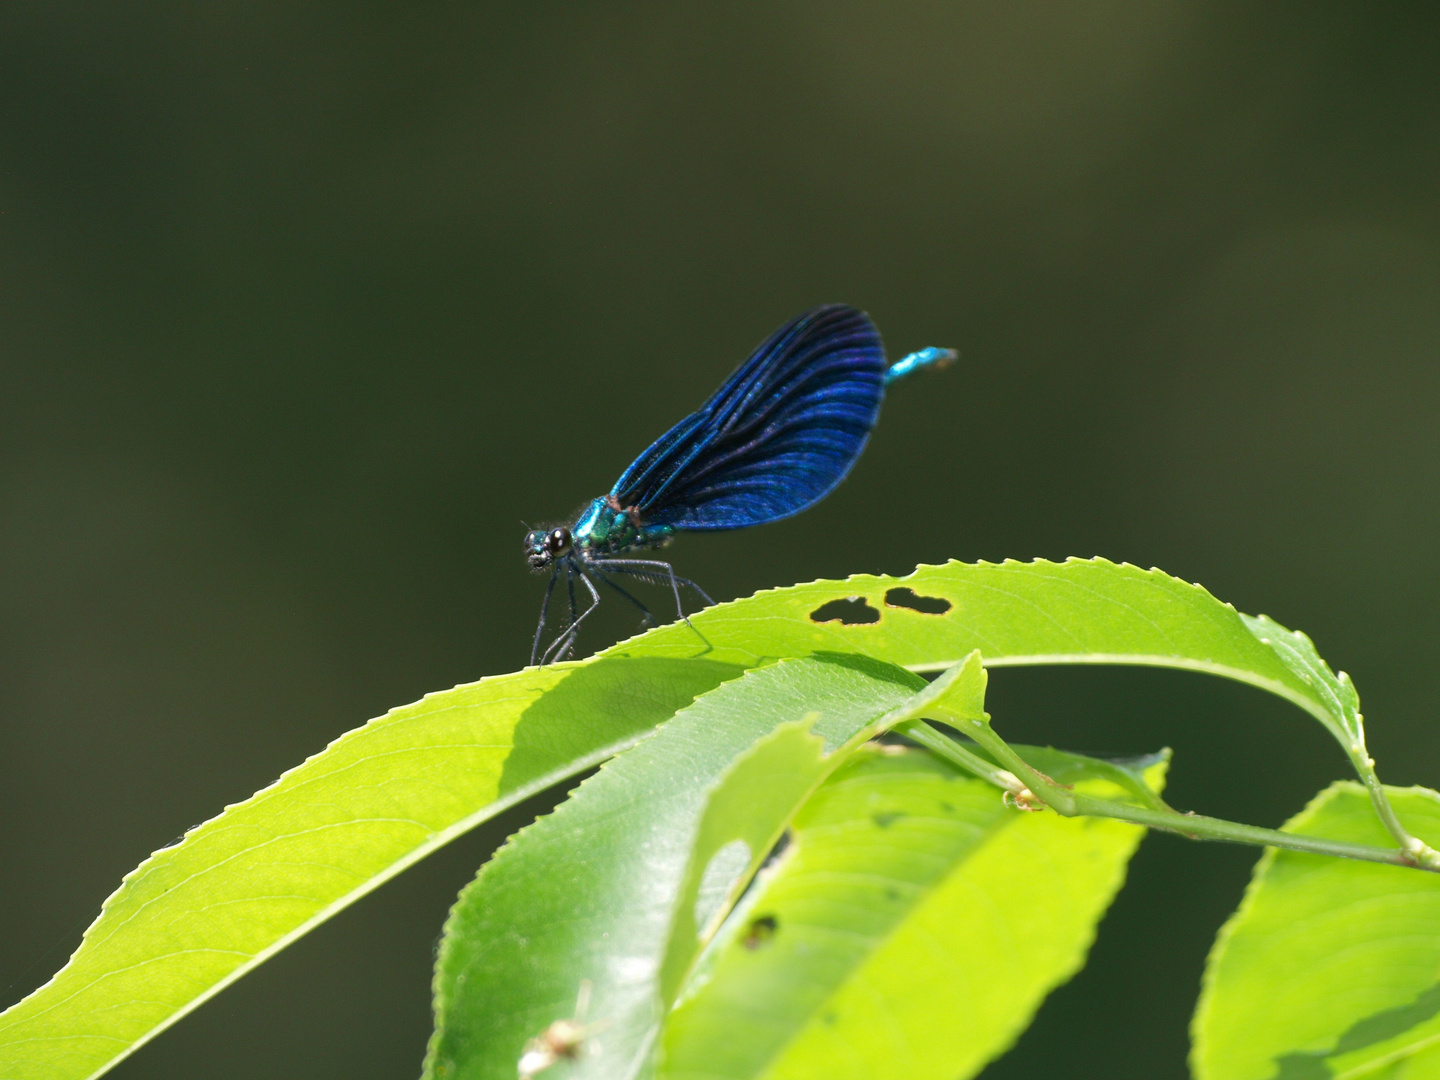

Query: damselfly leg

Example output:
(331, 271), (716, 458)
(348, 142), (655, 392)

(531, 558), (711, 665)
(587, 567), (659, 628)
(590, 558), (715, 624)
(540, 566), (601, 665)
(530, 568), (562, 667)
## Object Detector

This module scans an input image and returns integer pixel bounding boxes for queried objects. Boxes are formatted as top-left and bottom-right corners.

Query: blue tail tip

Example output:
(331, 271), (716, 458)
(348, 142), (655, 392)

(885, 345), (959, 385)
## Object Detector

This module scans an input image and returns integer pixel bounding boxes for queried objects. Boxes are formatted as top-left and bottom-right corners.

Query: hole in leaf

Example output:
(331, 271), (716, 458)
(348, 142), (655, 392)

(757, 829), (792, 873)
(884, 587), (952, 615)
(694, 839), (751, 933)
(742, 914), (778, 950)
(809, 596), (881, 625)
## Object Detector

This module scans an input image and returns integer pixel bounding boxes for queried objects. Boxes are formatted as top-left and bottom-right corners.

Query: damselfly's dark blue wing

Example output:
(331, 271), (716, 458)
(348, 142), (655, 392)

(610, 304), (887, 530)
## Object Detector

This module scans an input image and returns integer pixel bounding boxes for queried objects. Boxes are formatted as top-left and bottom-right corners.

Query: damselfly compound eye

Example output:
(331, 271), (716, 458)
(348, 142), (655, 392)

(547, 528), (572, 555)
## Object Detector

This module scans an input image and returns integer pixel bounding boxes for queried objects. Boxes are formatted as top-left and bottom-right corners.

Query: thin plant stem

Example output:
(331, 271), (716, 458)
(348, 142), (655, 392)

(1343, 745), (1440, 870)
(894, 720), (1021, 792)
(905, 717), (1437, 873)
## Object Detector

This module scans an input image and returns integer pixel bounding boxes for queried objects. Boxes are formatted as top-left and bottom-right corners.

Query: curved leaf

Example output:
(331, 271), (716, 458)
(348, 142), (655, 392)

(1193, 782), (1440, 1080)
(1240, 613), (1364, 753)
(611, 559), (1355, 751)
(0, 657), (742, 1080)
(423, 653), (929, 1080)
(0, 558), (1374, 1080)
(660, 744), (1165, 1080)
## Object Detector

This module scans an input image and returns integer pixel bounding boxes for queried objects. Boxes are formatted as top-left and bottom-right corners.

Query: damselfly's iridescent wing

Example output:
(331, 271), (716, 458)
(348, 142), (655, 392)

(608, 304), (887, 530)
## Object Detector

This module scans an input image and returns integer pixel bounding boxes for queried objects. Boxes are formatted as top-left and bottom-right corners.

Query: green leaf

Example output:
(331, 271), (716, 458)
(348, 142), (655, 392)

(0, 656), (742, 1080)
(423, 654), (930, 1080)
(1193, 782), (1440, 1080)
(658, 721), (833, 1008)
(660, 743), (1166, 1080)
(1240, 613), (1364, 750)
(0, 558), (1379, 1080)
(611, 559), (1359, 756)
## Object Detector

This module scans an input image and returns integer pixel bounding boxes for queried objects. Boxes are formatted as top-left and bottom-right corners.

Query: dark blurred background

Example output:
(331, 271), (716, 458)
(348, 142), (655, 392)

(2, 4), (1439, 1077)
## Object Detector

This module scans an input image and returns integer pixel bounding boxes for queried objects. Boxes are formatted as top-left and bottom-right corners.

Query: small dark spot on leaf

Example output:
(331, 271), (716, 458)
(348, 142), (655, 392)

(742, 914), (778, 950)
(886, 887), (901, 901)
(759, 830), (792, 871)
(821, 1011), (838, 1026)
(809, 596), (880, 625)
(940, 802), (955, 813)
(872, 811), (906, 828)
(884, 587), (952, 615)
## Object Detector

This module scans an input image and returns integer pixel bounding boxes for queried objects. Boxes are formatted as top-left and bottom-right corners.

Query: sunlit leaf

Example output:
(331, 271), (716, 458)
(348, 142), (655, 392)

(613, 559), (1355, 753)
(0, 657), (742, 1080)
(1193, 782), (1440, 1080)
(1240, 613), (1365, 751)
(660, 744), (1165, 1080)
(0, 558), (1377, 1080)
(423, 653), (927, 1080)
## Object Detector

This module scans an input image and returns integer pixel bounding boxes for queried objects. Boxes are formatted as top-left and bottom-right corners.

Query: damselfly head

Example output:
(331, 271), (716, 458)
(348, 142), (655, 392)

(525, 526), (572, 570)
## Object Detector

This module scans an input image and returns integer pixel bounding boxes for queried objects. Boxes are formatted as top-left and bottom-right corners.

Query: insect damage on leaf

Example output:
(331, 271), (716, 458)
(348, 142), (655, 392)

(809, 596), (881, 625)
(742, 914), (779, 950)
(884, 586), (952, 614)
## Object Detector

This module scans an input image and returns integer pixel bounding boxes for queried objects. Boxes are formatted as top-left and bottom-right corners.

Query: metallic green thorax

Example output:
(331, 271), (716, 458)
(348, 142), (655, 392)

(572, 497), (675, 558)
